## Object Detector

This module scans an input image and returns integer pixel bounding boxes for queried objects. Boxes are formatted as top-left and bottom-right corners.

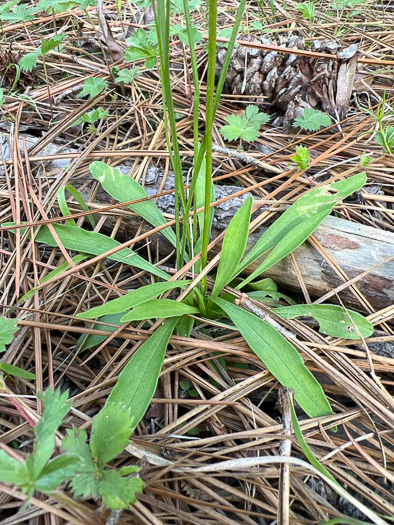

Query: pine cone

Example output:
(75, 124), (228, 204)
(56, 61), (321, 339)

(217, 35), (358, 130)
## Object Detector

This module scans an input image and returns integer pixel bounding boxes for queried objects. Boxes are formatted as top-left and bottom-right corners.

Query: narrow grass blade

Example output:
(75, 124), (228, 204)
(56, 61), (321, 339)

(56, 185), (95, 228)
(121, 299), (199, 322)
(77, 281), (190, 319)
(195, 157), (214, 236)
(275, 304), (373, 339)
(213, 298), (333, 418)
(105, 318), (178, 431)
(0, 363), (35, 380)
(212, 196), (253, 297)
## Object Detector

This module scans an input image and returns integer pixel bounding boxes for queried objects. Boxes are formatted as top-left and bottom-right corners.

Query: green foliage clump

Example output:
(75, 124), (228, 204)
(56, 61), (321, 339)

(125, 29), (159, 69)
(0, 389), (143, 510)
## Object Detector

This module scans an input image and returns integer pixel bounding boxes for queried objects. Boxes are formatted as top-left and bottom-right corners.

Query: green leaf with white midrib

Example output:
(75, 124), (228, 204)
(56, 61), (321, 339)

(90, 161), (177, 248)
(275, 304), (374, 339)
(121, 299), (199, 322)
(77, 280), (190, 319)
(213, 298), (333, 418)
(212, 196), (252, 297)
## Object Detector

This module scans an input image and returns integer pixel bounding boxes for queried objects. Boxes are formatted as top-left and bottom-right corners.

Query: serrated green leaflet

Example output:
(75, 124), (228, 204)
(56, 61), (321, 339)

(105, 318), (178, 430)
(90, 161), (177, 248)
(125, 28), (158, 69)
(40, 35), (66, 55)
(27, 389), (71, 477)
(212, 196), (252, 297)
(121, 299), (199, 322)
(62, 428), (98, 498)
(77, 77), (108, 99)
(78, 280), (189, 319)
(35, 455), (79, 492)
(275, 304), (373, 339)
(98, 470), (144, 510)
(293, 108), (331, 132)
(237, 173), (367, 288)
(0, 450), (28, 485)
(213, 298), (332, 418)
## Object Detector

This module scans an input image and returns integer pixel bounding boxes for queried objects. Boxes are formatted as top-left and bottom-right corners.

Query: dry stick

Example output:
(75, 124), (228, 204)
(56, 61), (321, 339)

(212, 144), (282, 173)
(278, 388), (293, 525)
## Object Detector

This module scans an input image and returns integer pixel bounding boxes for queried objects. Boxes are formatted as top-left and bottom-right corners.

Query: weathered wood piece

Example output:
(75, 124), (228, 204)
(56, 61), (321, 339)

(245, 215), (394, 312)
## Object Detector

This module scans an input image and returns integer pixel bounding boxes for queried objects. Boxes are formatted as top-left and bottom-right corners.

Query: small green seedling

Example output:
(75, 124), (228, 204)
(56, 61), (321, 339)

(360, 152), (372, 167)
(295, 1), (316, 21)
(375, 125), (394, 154)
(292, 145), (310, 171)
(112, 66), (141, 85)
(293, 108), (332, 132)
(220, 105), (270, 143)
(72, 107), (108, 131)
(125, 29), (159, 69)
(77, 77), (108, 99)
(19, 35), (66, 72)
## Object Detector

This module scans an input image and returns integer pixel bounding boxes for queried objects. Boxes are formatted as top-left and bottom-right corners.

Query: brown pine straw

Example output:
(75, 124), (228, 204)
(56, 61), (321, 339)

(1, 0), (394, 523)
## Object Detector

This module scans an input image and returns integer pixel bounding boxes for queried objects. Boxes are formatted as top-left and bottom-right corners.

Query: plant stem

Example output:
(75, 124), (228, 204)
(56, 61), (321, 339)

(201, 0), (217, 294)
(179, 0), (246, 265)
(153, 0), (189, 268)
